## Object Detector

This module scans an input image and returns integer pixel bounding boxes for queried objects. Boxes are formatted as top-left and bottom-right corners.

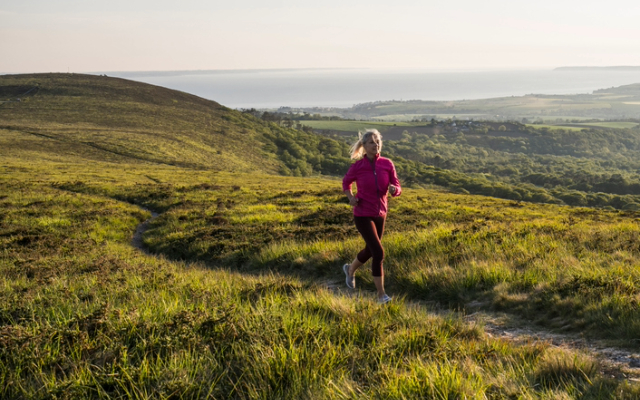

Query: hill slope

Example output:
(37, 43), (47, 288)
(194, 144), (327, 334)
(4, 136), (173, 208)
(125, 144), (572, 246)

(0, 73), (350, 175)
(7, 73), (640, 213)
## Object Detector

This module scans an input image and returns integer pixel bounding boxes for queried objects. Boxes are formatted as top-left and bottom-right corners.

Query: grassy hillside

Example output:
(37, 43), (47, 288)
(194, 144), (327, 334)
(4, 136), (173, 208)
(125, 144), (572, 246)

(3, 74), (640, 397)
(0, 73), (270, 171)
(0, 73), (350, 176)
(4, 161), (640, 398)
(48, 164), (640, 345)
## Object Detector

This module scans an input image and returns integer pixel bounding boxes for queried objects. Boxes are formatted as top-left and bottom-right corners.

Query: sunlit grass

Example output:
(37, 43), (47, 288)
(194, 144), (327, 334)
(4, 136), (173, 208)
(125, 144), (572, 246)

(230, 204), (296, 224)
(4, 159), (640, 397)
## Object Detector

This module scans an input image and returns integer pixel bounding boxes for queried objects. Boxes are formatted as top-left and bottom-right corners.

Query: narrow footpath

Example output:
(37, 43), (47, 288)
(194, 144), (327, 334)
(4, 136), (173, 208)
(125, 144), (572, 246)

(131, 208), (159, 253)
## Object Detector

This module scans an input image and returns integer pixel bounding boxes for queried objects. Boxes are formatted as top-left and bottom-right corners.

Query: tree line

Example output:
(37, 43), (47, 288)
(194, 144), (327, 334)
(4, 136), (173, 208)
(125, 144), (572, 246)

(248, 111), (640, 211)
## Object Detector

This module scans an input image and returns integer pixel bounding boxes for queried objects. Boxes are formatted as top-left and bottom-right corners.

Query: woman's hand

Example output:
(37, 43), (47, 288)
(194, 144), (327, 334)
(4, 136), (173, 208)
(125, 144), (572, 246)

(344, 190), (359, 207)
(389, 185), (397, 195)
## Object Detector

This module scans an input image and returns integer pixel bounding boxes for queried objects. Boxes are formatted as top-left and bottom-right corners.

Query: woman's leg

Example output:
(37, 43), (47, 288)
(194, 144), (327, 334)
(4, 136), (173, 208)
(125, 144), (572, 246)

(354, 216), (387, 299)
(347, 257), (364, 276)
(371, 217), (386, 298)
(373, 276), (385, 299)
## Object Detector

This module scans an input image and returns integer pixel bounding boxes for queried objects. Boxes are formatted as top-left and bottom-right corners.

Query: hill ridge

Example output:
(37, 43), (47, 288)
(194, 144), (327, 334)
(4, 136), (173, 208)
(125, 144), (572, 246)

(0, 73), (351, 176)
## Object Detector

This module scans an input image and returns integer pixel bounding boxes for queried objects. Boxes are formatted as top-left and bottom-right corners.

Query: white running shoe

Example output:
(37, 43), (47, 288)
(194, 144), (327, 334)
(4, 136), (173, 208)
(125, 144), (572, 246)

(343, 264), (355, 289)
(378, 294), (392, 304)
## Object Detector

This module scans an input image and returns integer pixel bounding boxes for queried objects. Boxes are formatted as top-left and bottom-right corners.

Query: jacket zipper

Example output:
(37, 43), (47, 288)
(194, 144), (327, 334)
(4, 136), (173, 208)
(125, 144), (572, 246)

(369, 158), (381, 215)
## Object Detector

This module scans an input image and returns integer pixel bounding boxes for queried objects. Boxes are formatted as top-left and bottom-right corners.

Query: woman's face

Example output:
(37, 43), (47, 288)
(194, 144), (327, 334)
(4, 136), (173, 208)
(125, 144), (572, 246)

(363, 136), (380, 157)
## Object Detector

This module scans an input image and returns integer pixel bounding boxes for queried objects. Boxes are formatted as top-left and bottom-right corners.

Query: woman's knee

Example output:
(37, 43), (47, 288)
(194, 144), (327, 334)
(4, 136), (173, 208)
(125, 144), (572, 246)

(357, 248), (371, 263)
(373, 247), (384, 262)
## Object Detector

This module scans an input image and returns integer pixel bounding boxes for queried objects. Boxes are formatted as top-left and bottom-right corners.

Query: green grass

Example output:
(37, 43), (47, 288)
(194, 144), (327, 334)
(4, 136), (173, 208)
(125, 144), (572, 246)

(3, 73), (640, 397)
(4, 160), (640, 398)
(0, 73), (283, 173)
(122, 172), (640, 346)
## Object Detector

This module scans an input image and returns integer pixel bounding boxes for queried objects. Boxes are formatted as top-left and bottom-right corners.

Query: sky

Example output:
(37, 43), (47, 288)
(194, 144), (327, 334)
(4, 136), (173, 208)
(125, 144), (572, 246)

(2, 0), (640, 73)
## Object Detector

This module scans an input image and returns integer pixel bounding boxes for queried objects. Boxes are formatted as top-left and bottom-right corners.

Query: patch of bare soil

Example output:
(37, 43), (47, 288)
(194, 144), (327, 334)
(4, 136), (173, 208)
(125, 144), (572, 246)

(131, 209), (159, 252)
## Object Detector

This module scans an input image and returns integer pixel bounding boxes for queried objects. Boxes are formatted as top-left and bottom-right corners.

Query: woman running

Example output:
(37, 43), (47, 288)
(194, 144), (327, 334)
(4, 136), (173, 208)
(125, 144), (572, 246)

(342, 129), (402, 304)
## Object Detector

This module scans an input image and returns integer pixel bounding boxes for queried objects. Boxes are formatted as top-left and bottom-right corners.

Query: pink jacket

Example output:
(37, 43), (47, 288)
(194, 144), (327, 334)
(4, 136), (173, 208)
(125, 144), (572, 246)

(342, 154), (402, 217)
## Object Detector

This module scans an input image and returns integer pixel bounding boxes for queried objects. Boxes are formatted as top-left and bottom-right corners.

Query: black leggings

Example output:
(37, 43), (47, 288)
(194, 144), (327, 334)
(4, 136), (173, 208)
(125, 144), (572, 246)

(354, 216), (386, 277)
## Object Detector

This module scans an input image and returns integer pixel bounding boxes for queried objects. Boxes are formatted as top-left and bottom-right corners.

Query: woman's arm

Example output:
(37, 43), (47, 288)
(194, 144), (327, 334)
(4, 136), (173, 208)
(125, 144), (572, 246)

(342, 162), (359, 206)
(344, 190), (359, 207)
(388, 161), (402, 197)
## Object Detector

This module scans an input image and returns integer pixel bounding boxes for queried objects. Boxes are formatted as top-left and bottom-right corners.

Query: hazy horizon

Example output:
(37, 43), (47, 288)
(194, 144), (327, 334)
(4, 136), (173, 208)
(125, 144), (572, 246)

(4, 66), (640, 77)
(0, 66), (595, 76)
(93, 68), (640, 109)
(2, 0), (640, 74)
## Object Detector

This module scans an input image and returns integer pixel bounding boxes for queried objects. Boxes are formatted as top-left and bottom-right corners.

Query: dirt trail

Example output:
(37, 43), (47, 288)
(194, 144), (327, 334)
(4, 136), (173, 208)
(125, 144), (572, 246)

(464, 311), (640, 382)
(322, 278), (640, 382)
(131, 208), (159, 252)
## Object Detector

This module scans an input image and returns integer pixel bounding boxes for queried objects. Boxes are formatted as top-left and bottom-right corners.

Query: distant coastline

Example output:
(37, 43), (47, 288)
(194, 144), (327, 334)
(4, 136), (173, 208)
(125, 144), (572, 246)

(94, 68), (362, 79)
(555, 66), (640, 71)
(101, 68), (640, 109)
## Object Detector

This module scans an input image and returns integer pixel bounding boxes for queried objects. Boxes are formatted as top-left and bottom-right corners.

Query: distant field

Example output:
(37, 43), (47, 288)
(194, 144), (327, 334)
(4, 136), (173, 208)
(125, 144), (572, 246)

(596, 95), (634, 100)
(431, 113), (489, 119)
(535, 116), (601, 122)
(523, 121), (639, 130)
(370, 114), (491, 121)
(307, 119), (639, 134)
(299, 120), (416, 132)
(512, 101), (612, 111)
(525, 124), (585, 131)
(370, 114), (428, 121)
(571, 121), (640, 129)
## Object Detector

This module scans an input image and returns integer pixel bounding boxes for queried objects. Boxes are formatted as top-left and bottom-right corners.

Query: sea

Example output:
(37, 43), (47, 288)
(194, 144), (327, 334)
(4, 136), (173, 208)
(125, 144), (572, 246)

(102, 68), (640, 110)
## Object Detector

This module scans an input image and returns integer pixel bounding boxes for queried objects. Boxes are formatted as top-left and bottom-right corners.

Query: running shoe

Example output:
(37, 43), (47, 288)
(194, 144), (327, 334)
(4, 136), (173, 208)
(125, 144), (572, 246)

(378, 294), (392, 304)
(343, 264), (355, 289)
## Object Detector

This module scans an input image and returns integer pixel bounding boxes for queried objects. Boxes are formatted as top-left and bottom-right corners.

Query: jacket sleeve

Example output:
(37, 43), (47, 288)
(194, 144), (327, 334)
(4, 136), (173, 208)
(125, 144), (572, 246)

(389, 161), (402, 197)
(342, 162), (357, 192)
